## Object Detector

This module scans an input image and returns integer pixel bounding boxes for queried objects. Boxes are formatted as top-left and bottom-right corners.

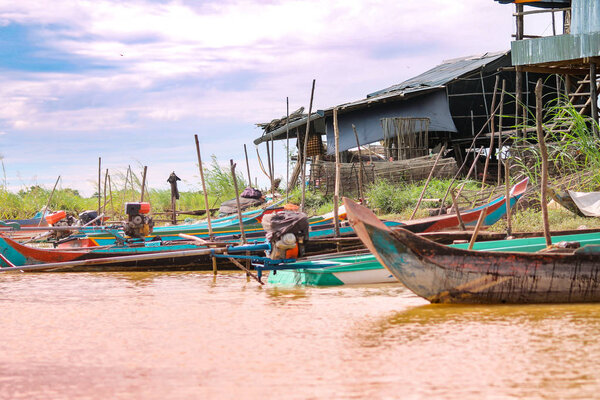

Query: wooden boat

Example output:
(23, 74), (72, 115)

(268, 230), (600, 286)
(398, 177), (528, 233)
(344, 197), (600, 304)
(0, 234), (269, 272)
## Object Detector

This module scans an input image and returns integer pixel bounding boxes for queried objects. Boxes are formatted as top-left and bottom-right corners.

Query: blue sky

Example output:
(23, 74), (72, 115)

(0, 0), (554, 196)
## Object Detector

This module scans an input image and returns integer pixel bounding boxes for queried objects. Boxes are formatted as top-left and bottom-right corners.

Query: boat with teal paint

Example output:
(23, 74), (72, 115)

(268, 229), (600, 286)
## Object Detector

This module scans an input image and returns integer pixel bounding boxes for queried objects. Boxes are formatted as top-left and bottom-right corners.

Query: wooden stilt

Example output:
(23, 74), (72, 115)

(591, 62), (598, 135)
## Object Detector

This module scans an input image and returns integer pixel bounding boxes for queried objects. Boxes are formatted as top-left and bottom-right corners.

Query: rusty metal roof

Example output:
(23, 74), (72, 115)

(365, 51), (508, 100)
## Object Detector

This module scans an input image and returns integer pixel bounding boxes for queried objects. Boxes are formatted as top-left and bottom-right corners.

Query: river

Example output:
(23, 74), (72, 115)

(0, 271), (598, 399)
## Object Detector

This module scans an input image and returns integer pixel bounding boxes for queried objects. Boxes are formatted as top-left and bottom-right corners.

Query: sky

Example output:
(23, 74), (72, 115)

(0, 0), (556, 197)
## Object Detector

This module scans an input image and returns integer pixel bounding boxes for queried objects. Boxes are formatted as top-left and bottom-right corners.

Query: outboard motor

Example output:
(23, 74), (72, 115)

(261, 210), (309, 260)
(123, 202), (154, 238)
(79, 210), (101, 226)
(45, 210), (75, 241)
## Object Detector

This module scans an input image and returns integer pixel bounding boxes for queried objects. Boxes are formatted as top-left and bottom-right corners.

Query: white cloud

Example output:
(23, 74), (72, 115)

(0, 0), (559, 193)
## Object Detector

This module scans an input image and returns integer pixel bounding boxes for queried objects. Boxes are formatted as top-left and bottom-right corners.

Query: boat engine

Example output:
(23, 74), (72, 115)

(45, 210), (76, 241)
(261, 210), (309, 260)
(79, 210), (101, 226)
(123, 202), (154, 238)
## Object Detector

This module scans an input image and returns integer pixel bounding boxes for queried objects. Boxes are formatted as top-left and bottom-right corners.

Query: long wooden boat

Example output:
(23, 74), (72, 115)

(0, 234), (270, 272)
(268, 230), (600, 286)
(398, 177), (528, 233)
(344, 197), (600, 304)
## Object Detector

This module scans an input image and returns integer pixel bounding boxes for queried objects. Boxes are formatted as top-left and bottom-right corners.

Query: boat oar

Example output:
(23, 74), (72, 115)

(0, 247), (226, 273)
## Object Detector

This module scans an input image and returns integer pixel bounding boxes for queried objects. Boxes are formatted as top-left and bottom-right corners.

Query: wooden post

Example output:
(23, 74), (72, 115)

(103, 168), (108, 214)
(504, 157), (512, 237)
(468, 205), (488, 250)
(266, 142), (274, 196)
(243, 144), (252, 187)
(516, 67), (523, 138)
(536, 79), (552, 247)
(352, 124), (366, 201)
(98, 157), (101, 215)
(333, 108), (341, 238)
(108, 174), (115, 215)
(270, 123), (275, 195)
(171, 195), (177, 225)
(497, 80), (506, 185)
(410, 144), (446, 220)
(591, 62), (598, 135)
(481, 75), (500, 190)
(140, 166), (147, 202)
(286, 97), (290, 200)
(450, 189), (466, 231)
(38, 175), (60, 226)
(300, 79), (316, 213)
(230, 160), (247, 244)
(194, 135), (213, 240)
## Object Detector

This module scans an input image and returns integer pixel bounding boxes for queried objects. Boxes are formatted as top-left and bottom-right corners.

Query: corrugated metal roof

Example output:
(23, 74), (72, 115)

(494, 0), (571, 9)
(366, 51), (509, 99)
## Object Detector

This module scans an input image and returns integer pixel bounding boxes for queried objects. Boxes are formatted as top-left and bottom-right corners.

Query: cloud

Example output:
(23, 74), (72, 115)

(0, 0), (556, 194)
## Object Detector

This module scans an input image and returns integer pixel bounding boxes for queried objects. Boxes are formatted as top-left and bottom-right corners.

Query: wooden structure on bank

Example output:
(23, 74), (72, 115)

(496, 0), (599, 131)
(310, 153), (458, 198)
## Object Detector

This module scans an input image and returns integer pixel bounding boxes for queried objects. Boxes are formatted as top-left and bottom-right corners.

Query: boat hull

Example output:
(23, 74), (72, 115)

(345, 197), (600, 304)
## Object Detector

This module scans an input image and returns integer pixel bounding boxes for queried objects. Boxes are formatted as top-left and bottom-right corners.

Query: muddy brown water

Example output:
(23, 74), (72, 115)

(1, 271), (599, 399)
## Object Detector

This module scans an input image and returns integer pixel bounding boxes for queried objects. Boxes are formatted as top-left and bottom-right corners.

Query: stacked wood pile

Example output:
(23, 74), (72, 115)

(310, 154), (458, 197)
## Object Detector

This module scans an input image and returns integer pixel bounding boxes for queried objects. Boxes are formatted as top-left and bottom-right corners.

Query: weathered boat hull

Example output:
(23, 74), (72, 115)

(344, 197), (600, 304)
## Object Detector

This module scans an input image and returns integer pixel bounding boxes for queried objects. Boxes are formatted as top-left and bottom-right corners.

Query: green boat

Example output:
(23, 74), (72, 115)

(268, 231), (600, 286)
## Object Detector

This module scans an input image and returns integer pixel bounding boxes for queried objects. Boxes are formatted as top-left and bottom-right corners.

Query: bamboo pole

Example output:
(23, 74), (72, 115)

(591, 62), (598, 135)
(108, 174), (115, 215)
(481, 75), (500, 190)
(450, 189), (466, 231)
(286, 97), (290, 200)
(300, 79), (316, 213)
(504, 157), (512, 237)
(497, 80), (506, 185)
(455, 146), (484, 201)
(98, 157), (102, 215)
(266, 142), (273, 195)
(468, 205), (488, 250)
(352, 124), (366, 201)
(101, 169), (108, 215)
(333, 107), (341, 238)
(140, 166), (147, 202)
(230, 159), (247, 244)
(536, 79), (552, 247)
(38, 175), (60, 227)
(244, 144), (252, 187)
(194, 135), (213, 240)
(410, 144), (446, 220)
